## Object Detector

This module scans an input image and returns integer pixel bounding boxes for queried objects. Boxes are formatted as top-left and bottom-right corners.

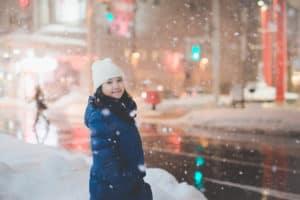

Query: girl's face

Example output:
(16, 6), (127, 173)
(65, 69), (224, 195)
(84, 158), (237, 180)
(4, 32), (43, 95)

(102, 76), (125, 99)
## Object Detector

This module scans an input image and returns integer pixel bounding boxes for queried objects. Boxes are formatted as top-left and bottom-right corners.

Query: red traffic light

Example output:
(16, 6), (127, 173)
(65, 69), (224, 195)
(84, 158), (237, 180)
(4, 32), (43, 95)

(19, 0), (30, 8)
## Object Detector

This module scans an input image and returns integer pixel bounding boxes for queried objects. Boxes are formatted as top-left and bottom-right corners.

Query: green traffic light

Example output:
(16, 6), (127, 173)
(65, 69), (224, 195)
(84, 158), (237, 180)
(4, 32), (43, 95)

(106, 13), (114, 22)
(192, 45), (200, 53)
(194, 170), (204, 189)
(191, 45), (201, 61)
(195, 156), (205, 166)
(194, 171), (203, 182)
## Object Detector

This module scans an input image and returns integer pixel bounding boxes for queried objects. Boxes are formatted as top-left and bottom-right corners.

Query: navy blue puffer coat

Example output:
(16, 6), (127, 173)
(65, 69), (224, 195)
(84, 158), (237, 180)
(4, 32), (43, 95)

(84, 96), (152, 200)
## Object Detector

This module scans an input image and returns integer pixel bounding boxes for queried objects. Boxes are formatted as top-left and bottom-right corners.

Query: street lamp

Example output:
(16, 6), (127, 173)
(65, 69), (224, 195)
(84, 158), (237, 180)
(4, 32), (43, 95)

(199, 57), (208, 71)
(257, 0), (265, 7)
(131, 51), (140, 67)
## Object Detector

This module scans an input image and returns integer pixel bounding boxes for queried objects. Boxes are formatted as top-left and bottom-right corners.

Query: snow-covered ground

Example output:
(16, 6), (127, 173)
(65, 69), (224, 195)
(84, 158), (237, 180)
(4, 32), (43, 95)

(0, 134), (206, 200)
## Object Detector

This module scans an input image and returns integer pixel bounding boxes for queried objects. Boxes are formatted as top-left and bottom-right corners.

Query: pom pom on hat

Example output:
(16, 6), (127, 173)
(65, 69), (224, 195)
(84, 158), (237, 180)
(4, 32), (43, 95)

(91, 58), (125, 92)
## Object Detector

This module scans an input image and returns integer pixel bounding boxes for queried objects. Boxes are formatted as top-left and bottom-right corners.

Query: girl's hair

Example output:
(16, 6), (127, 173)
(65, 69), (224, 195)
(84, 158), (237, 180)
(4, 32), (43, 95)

(91, 85), (132, 108)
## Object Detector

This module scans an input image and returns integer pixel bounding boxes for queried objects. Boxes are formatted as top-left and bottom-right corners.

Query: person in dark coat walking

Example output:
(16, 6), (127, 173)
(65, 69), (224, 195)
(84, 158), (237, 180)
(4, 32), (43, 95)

(84, 58), (152, 200)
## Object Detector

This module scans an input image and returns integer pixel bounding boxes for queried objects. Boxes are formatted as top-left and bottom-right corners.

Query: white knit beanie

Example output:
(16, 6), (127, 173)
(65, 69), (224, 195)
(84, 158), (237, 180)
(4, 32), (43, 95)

(91, 58), (125, 93)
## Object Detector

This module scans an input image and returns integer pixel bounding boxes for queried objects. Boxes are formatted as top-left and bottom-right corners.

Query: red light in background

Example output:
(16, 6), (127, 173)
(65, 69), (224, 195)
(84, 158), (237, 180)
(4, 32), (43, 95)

(164, 51), (183, 73)
(168, 131), (181, 153)
(19, 0), (30, 8)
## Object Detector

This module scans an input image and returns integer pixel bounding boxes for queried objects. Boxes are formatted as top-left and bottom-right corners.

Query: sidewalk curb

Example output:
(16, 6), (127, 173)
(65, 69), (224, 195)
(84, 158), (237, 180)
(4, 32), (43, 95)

(191, 124), (300, 138)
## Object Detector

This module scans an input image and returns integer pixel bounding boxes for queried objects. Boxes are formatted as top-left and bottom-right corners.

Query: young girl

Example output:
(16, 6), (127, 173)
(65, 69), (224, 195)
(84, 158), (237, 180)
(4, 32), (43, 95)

(84, 58), (152, 200)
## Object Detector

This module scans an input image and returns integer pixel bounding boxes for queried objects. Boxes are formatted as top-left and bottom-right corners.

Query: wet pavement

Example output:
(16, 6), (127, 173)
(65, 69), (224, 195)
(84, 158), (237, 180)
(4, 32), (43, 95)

(0, 107), (300, 200)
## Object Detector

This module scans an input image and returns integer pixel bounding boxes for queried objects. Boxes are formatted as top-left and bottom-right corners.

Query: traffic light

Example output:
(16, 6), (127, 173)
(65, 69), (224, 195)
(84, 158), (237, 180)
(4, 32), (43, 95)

(194, 145), (205, 189)
(106, 12), (114, 22)
(195, 156), (205, 166)
(191, 45), (201, 61)
(194, 171), (204, 189)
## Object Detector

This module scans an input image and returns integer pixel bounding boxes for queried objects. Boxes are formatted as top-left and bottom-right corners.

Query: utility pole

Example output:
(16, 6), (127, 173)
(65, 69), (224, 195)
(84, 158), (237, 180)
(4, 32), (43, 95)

(129, 0), (138, 87)
(212, 0), (220, 104)
(240, 6), (248, 108)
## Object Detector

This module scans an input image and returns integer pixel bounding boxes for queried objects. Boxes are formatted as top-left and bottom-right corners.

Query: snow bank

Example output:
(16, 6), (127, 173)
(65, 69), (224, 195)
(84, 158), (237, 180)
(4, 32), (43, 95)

(145, 168), (206, 200)
(0, 134), (206, 200)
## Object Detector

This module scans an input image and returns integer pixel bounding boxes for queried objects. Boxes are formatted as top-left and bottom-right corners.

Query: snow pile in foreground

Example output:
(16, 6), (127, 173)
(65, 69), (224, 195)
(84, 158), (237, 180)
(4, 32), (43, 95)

(145, 168), (206, 200)
(0, 134), (206, 200)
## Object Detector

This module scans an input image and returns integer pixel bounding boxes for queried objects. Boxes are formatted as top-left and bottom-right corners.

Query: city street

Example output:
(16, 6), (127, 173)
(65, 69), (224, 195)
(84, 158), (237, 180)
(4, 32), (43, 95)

(1, 0), (300, 199)
(1, 106), (299, 200)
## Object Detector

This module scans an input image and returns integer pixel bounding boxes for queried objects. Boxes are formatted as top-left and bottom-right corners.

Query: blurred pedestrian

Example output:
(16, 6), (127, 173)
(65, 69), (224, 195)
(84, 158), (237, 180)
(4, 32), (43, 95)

(84, 58), (152, 200)
(33, 85), (49, 129)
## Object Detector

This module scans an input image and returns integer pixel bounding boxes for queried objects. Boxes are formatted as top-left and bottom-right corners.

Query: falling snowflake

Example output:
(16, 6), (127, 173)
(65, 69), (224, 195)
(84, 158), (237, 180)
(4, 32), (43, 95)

(93, 150), (99, 155)
(234, 32), (240, 36)
(177, 137), (182, 142)
(130, 110), (137, 117)
(102, 108), (110, 116)
(184, 3), (190, 8)
(272, 165), (277, 173)
(138, 164), (146, 172)
(162, 127), (168, 133)
(92, 140), (97, 145)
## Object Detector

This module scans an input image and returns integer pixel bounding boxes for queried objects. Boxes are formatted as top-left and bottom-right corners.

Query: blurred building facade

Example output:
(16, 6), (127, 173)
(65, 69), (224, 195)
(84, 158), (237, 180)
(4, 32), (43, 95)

(0, 0), (300, 99)
(90, 0), (300, 95)
(92, 0), (260, 94)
